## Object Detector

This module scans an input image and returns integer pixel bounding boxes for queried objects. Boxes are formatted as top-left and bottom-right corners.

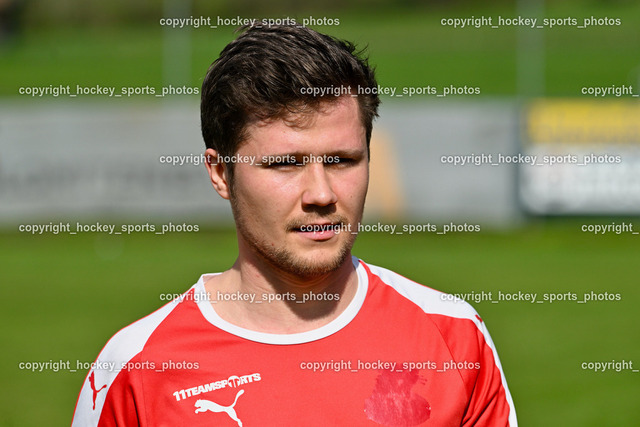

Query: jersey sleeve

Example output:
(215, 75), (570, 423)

(461, 317), (516, 426)
(72, 363), (143, 427)
(71, 293), (184, 426)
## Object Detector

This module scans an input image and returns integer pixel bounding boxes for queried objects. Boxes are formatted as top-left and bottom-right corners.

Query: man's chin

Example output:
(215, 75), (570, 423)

(266, 247), (352, 280)
(236, 220), (357, 279)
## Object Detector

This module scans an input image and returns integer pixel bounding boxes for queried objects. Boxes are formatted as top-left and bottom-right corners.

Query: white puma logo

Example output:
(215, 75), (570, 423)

(194, 389), (245, 426)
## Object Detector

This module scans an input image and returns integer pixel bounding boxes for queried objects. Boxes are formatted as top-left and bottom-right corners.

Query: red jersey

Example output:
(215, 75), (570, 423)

(72, 257), (517, 426)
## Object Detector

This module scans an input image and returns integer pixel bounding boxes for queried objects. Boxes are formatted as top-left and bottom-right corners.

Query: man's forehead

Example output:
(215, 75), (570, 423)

(250, 95), (360, 127)
(240, 96), (366, 153)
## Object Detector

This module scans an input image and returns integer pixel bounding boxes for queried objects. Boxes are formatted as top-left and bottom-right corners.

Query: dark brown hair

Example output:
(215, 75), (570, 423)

(200, 21), (380, 179)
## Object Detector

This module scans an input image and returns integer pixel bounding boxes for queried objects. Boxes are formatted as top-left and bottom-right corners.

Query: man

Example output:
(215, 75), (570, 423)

(72, 22), (517, 426)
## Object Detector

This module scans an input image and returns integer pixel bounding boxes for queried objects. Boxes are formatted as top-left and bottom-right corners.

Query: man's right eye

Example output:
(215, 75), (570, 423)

(265, 157), (301, 168)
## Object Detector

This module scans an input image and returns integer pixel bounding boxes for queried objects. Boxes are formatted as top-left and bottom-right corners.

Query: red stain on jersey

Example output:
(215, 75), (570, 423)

(475, 314), (483, 323)
(364, 369), (430, 426)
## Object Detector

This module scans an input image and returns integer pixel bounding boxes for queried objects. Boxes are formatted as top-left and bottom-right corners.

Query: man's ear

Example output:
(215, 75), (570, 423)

(204, 148), (231, 200)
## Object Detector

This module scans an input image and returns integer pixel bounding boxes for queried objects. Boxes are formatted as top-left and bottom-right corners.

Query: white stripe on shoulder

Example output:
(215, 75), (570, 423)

(71, 284), (198, 426)
(364, 261), (482, 326)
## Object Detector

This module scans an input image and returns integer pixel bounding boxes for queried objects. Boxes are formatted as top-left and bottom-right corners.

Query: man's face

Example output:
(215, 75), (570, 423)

(228, 96), (369, 279)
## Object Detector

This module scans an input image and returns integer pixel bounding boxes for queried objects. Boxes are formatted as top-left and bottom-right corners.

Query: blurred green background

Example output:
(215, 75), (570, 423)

(1, 0), (640, 96)
(1, 0), (640, 425)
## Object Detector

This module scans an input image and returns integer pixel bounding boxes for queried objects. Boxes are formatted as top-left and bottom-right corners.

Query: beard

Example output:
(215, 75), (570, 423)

(230, 197), (360, 279)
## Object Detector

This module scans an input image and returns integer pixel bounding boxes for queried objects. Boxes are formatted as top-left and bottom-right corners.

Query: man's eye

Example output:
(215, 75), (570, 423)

(334, 158), (355, 166)
(269, 160), (299, 168)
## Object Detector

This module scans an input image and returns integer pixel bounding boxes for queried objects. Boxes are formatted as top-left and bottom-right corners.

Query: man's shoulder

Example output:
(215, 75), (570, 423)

(358, 260), (502, 379)
(359, 259), (481, 325)
(96, 283), (203, 365)
(72, 279), (221, 424)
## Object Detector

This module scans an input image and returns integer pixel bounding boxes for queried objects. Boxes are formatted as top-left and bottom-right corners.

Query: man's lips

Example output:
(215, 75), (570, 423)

(291, 222), (342, 240)
(291, 222), (341, 232)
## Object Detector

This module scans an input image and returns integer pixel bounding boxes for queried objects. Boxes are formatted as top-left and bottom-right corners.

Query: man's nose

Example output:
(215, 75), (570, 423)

(301, 162), (338, 207)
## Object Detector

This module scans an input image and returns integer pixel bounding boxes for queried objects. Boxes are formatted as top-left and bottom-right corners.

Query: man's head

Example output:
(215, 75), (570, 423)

(201, 22), (380, 279)
(201, 22), (380, 183)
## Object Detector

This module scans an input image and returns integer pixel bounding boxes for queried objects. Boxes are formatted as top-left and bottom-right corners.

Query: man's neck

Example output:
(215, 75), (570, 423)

(203, 254), (359, 334)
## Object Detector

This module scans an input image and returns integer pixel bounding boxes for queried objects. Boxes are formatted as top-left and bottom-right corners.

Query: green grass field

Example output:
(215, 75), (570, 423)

(1, 221), (639, 425)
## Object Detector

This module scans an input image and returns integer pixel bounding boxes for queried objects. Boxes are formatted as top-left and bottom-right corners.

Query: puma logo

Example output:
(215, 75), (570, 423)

(195, 389), (245, 426)
(88, 371), (107, 410)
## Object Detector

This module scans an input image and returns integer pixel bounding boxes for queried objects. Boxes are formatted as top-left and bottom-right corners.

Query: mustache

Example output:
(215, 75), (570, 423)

(286, 215), (349, 231)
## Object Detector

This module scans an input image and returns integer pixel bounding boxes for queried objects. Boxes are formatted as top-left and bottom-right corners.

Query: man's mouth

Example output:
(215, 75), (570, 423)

(293, 223), (341, 233)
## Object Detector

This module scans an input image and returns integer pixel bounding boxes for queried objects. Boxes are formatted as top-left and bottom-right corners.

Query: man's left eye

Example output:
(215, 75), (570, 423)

(335, 158), (355, 165)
